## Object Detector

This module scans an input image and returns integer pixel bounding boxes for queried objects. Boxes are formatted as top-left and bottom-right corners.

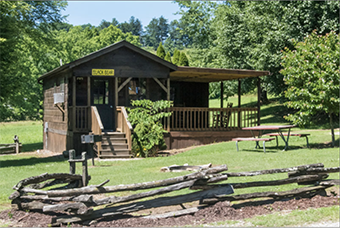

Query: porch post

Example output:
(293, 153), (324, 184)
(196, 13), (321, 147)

(238, 79), (241, 128)
(87, 77), (91, 131)
(167, 78), (170, 132)
(72, 77), (76, 131)
(257, 77), (261, 126)
(220, 81), (223, 108)
(115, 77), (118, 130)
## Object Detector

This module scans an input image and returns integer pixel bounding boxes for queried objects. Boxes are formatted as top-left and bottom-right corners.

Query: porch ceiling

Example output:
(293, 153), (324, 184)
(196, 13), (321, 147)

(170, 66), (270, 83)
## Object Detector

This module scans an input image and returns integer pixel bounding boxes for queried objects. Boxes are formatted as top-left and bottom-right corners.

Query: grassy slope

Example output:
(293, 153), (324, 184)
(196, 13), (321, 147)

(0, 121), (43, 152)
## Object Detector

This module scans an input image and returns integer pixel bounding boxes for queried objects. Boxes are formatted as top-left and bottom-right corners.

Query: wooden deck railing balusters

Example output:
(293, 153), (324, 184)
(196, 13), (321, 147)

(165, 107), (257, 131)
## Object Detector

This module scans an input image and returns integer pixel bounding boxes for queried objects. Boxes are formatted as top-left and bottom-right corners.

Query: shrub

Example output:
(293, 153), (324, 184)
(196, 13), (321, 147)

(127, 99), (172, 157)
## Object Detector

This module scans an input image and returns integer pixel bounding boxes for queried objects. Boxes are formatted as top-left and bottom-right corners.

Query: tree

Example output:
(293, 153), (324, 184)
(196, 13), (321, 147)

(98, 19), (112, 30)
(172, 49), (180, 65)
(178, 52), (189, 66)
(164, 19), (191, 53)
(143, 16), (169, 49)
(281, 31), (339, 146)
(175, 1), (217, 49)
(164, 52), (172, 63)
(0, 1), (67, 120)
(156, 42), (166, 59)
(176, 1), (339, 102)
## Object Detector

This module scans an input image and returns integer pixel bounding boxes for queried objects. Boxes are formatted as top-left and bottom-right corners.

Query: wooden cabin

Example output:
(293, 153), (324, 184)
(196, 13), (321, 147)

(38, 40), (270, 158)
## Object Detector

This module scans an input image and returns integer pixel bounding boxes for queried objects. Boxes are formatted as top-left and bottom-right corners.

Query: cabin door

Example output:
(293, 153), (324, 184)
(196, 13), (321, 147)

(92, 78), (115, 130)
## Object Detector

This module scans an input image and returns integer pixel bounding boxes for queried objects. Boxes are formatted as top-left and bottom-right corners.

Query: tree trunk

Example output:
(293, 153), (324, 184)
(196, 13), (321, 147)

(260, 89), (269, 104)
(329, 112), (335, 147)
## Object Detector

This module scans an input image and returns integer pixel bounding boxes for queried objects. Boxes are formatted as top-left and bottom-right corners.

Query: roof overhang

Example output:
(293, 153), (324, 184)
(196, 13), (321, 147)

(170, 66), (270, 83)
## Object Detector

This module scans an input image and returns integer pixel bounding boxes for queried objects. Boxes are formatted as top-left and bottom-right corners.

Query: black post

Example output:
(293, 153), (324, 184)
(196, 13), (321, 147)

(257, 77), (261, 126)
(238, 79), (241, 128)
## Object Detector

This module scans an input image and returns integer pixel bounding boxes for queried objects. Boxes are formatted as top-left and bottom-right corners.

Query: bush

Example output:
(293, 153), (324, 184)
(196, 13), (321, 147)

(127, 99), (172, 157)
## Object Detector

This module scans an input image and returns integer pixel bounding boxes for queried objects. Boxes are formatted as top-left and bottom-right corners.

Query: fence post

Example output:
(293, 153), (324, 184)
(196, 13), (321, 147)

(68, 149), (76, 174)
(13, 135), (20, 154)
(81, 152), (89, 186)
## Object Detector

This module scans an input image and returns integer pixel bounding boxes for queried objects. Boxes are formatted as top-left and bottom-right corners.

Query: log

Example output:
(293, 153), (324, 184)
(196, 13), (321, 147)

(143, 206), (204, 219)
(160, 163), (212, 172)
(43, 202), (92, 215)
(201, 185), (332, 204)
(20, 194), (93, 203)
(23, 165), (228, 197)
(94, 180), (196, 206)
(226, 163), (324, 177)
(320, 179), (340, 186)
(288, 167), (340, 177)
(20, 201), (50, 210)
(9, 191), (21, 200)
(52, 185), (234, 225)
(13, 173), (82, 190)
(28, 179), (71, 189)
(190, 174), (328, 190)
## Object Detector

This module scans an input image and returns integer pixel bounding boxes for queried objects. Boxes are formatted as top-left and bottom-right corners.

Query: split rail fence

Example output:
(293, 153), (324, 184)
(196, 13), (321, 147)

(0, 135), (21, 154)
(9, 159), (339, 226)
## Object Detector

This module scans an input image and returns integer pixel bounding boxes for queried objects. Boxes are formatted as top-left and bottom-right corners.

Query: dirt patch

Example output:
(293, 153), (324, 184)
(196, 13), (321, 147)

(1, 188), (339, 227)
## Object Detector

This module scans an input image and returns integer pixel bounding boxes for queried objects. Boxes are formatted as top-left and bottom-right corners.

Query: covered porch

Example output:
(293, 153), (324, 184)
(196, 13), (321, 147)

(69, 66), (269, 153)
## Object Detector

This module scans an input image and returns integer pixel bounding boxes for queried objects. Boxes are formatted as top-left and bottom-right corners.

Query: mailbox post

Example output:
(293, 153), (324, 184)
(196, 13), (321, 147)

(81, 133), (102, 166)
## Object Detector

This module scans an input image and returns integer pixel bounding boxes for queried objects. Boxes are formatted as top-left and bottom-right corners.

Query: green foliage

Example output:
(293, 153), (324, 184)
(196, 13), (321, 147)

(156, 42), (166, 59)
(164, 52), (172, 63)
(127, 100), (173, 157)
(177, 1), (339, 99)
(282, 31), (340, 126)
(143, 16), (169, 49)
(0, 1), (67, 121)
(172, 49), (181, 65)
(209, 81), (238, 100)
(178, 52), (189, 66)
(175, 1), (217, 49)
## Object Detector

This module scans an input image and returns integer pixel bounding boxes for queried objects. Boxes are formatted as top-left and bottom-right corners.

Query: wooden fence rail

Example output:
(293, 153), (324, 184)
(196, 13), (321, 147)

(0, 135), (21, 154)
(9, 163), (338, 226)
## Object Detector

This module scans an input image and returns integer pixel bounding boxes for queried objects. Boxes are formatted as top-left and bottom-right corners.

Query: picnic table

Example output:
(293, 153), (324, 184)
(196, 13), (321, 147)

(242, 125), (297, 151)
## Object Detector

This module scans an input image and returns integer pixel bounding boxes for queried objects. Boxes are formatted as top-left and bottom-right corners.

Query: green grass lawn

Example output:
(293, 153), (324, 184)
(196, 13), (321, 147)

(0, 96), (339, 226)
(0, 121), (43, 152)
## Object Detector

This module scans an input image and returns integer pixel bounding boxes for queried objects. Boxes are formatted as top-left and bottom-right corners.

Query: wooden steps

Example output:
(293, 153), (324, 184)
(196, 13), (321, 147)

(98, 132), (132, 158)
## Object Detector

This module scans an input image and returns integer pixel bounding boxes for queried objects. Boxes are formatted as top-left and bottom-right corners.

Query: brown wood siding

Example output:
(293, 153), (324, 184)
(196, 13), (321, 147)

(43, 71), (71, 152)
(72, 47), (171, 78)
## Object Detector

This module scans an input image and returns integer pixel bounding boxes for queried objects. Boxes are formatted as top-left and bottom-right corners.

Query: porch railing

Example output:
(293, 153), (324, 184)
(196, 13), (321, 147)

(69, 106), (90, 132)
(116, 106), (133, 151)
(91, 106), (104, 152)
(162, 107), (258, 131)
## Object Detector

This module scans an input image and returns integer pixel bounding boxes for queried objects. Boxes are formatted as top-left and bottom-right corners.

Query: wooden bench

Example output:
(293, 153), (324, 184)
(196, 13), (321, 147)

(232, 137), (275, 153)
(264, 133), (310, 148)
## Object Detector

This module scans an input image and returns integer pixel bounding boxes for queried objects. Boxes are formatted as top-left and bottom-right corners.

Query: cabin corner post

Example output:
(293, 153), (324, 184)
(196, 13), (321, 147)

(72, 76), (76, 132)
(87, 76), (91, 131)
(167, 77), (170, 132)
(257, 77), (261, 126)
(115, 77), (118, 130)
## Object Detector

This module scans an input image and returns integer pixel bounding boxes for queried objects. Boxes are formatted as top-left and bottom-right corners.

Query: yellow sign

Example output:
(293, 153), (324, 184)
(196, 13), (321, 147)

(92, 69), (115, 76)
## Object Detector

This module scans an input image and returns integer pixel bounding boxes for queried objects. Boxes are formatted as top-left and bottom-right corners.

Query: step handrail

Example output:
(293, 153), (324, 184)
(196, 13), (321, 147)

(117, 106), (133, 151)
(91, 106), (104, 153)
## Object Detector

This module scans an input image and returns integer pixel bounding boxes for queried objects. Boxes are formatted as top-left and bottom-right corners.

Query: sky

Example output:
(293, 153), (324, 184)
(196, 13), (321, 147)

(62, 1), (182, 28)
